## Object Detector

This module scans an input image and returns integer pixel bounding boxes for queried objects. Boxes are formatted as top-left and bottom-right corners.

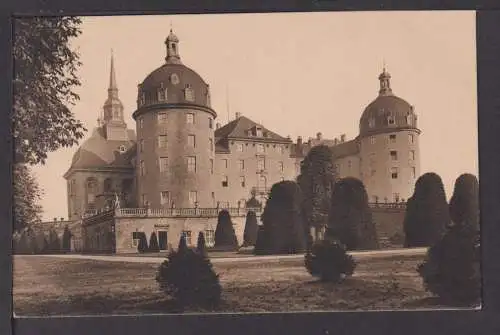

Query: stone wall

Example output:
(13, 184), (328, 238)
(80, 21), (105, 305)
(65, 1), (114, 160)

(371, 206), (406, 248)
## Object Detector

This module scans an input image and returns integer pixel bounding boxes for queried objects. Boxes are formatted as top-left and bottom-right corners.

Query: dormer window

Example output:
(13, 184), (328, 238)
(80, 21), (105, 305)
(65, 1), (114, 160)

(140, 92), (146, 106)
(118, 145), (126, 153)
(406, 114), (413, 125)
(158, 83), (167, 102)
(184, 84), (195, 102)
(388, 115), (395, 125)
(256, 127), (263, 137)
(368, 118), (375, 128)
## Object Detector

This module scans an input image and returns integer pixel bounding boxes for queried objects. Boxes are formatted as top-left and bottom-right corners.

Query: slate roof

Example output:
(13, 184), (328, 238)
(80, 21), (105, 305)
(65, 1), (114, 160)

(215, 115), (291, 142)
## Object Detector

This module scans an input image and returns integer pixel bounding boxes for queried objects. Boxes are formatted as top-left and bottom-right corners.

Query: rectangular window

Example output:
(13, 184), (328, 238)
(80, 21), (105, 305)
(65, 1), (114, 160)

(157, 112), (167, 123)
(391, 167), (399, 179)
(222, 176), (228, 187)
(159, 157), (168, 173)
(187, 156), (196, 172)
(390, 150), (398, 160)
(186, 113), (195, 124)
(257, 143), (265, 153)
(189, 191), (197, 206)
(140, 160), (146, 176)
(410, 150), (415, 160)
(278, 161), (284, 172)
(222, 159), (228, 169)
(240, 176), (246, 187)
(256, 127), (263, 137)
(388, 116), (395, 125)
(188, 134), (196, 148)
(209, 138), (213, 151)
(236, 143), (244, 152)
(347, 160), (352, 170)
(412, 167), (416, 178)
(389, 134), (396, 143)
(140, 139), (144, 153)
(238, 159), (245, 171)
(158, 135), (168, 148)
(409, 134), (414, 144)
(369, 118), (375, 128)
(210, 159), (214, 174)
(160, 191), (170, 205)
(393, 193), (400, 202)
(139, 118), (144, 129)
(87, 193), (95, 204)
(205, 230), (215, 247)
(141, 194), (147, 206)
(182, 230), (192, 246)
(370, 136), (376, 144)
(209, 118), (213, 129)
(257, 158), (265, 171)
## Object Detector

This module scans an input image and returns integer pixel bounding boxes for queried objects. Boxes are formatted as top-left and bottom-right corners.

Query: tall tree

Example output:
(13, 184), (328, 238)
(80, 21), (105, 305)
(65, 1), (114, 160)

(297, 145), (336, 240)
(13, 164), (43, 232)
(13, 17), (86, 165)
(258, 181), (306, 254)
(404, 172), (450, 247)
(449, 173), (480, 232)
(328, 177), (379, 250)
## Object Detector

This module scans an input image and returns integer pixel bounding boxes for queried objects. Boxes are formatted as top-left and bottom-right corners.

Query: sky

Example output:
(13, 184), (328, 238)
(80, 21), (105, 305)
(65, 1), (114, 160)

(30, 11), (478, 221)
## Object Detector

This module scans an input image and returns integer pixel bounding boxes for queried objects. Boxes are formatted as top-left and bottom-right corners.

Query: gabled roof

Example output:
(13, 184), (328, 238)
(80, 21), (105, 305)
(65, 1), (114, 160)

(215, 115), (291, 143)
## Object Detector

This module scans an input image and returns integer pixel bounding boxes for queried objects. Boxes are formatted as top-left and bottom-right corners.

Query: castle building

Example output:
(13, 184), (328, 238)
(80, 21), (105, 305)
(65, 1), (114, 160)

(62, 30), (421, 252)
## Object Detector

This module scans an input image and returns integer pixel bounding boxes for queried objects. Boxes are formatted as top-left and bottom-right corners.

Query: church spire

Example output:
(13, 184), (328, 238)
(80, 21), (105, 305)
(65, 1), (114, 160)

(165, 28), (182, 64)
(378, 64), (393, 96)
(108, 49), (118, 99)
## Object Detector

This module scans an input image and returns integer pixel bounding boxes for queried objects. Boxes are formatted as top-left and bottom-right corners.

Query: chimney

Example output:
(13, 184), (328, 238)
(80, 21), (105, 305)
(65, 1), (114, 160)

(297, 136), (303, 146)
(235, 112), (241, 119)
(316, 132), (323, 140)
(340, 134), (346, 143)
(53, 218), (57, 222)
(216, 123), (221, 129)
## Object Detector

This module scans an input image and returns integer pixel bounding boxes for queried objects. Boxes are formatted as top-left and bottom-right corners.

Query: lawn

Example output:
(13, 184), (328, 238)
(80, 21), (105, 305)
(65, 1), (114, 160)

(13, 253), (459, 316)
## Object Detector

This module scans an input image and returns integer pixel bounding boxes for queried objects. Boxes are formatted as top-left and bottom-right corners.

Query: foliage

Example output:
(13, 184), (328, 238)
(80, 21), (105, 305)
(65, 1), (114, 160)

(61, 225), (72, 253)
(156, 235), (221, 309)
(328, 177), (379, 250)
(417, 224), (481, 305)
(137, 232), (148, 253)
(297, 145), (336, 238)
(149, 232), (160, 252)
(196, 232), (208, 257)
(214, 210), (238, 250)
(257, 181), (306, 254)
(46, 228), (61, 254)
(253, 225), (268, 255)
(246, 194), (262, 209)
(242, 211), (259, 247)
(13, 17), (86, 165)
(449, 173), (480, 232)
(13, 164), (43, 232)
(403, 173), (449, 247)
(305, 238), (356, 282)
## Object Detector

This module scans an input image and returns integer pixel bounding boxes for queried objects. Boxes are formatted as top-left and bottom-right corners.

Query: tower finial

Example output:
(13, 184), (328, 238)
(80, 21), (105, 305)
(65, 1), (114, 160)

(378, 63), (392, 96)
(109, 50), (118, 94)
(165, 28), (182, 64)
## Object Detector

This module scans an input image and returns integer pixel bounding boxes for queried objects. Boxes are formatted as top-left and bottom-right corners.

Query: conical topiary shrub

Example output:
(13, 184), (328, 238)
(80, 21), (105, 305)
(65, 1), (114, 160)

(196, 231), (208, 257)
(214, 210), (238, 250)
(242, 211), (259, 247)
(449, 173), (480, 232)
(149, 232), (160, 252)
(156, 234), (221, 310)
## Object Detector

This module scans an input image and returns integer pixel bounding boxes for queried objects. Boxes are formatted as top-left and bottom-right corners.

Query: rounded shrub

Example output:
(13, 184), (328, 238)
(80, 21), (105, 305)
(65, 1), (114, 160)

(305, 239), (356, 282)
(156, 235), (221, 310)
(417, 224), (480, 306)
(404, 172), (449, 247)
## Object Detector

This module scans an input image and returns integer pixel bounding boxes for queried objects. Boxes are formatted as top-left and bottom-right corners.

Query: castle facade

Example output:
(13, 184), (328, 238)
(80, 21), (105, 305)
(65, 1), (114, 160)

(62, 30), (421, 252)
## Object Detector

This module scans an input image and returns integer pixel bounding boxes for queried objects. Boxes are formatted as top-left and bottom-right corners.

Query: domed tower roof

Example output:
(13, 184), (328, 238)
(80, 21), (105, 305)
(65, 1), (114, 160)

(133, 29), (214, 118)
(359, 67), (420, 137)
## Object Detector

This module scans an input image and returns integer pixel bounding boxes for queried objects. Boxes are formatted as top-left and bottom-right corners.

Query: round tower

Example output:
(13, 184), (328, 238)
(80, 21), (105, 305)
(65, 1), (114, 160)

(132, 29), (216, 208)
(358, 67), (421, 203)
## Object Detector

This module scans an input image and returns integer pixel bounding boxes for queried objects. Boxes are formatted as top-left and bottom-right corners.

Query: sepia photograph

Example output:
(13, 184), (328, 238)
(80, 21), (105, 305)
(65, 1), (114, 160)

(11, 11), (480, 317)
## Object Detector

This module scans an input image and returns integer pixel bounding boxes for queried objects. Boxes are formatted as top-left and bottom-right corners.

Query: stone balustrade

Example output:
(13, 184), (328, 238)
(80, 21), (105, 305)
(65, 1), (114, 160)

(115, 207), (262, 218)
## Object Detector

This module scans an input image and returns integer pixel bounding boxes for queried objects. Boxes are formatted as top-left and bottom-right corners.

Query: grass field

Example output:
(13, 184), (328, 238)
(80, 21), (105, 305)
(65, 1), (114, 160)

(13, 253), (458, 316)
